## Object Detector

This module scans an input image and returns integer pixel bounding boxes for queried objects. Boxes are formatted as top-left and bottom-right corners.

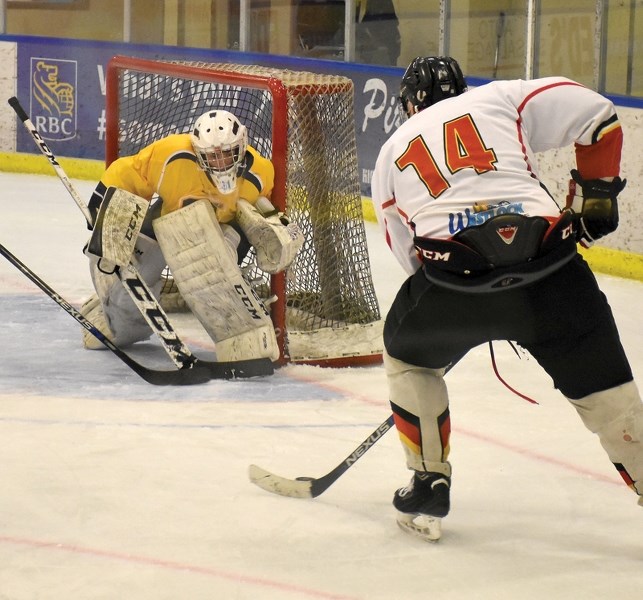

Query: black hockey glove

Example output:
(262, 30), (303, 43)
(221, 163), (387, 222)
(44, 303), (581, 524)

(567, 169), (626, 246)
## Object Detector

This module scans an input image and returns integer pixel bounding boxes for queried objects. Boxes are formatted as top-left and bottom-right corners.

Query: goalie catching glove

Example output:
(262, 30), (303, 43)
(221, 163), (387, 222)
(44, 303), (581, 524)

(236, 197), (304, 274)
(566, 169), (626, 247)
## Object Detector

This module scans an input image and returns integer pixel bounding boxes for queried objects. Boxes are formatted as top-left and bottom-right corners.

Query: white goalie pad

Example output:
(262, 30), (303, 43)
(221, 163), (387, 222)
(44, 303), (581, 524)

(153, 200), (279, 362)
(85, 233), (167, 348)
(87, 186), (149, 267)
(236, 199), (304, 274)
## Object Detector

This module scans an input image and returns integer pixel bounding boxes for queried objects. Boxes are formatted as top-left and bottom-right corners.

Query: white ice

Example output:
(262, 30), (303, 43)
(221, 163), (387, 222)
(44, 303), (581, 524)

(0, 171), (641, 600)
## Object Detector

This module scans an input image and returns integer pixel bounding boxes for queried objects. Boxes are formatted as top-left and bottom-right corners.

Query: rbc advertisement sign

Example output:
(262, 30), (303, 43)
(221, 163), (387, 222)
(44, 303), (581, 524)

(30, 57), (77, 141)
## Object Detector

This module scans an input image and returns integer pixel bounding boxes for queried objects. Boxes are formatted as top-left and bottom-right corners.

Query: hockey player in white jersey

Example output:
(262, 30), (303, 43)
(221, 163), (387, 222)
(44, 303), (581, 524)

(371, 56), (642, 541)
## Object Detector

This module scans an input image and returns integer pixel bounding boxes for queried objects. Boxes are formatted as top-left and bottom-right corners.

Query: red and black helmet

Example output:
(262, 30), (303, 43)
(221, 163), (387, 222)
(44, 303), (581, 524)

(399, 56), (467, 118)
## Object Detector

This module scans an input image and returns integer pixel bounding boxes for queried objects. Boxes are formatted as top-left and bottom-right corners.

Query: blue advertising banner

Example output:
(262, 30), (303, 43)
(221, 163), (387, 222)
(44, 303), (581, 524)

(9, 34), (408, 196)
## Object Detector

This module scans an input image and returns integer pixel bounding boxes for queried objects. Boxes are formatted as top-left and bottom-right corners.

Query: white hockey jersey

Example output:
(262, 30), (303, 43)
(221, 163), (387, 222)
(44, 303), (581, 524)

(372, 76), (623, 275)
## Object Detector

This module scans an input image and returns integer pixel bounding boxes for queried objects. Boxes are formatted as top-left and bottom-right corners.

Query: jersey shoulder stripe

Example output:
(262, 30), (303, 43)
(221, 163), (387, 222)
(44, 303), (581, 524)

(593, 114), (620, 144)
(241, 147), (265, 193)
(167, 150), (197, 165)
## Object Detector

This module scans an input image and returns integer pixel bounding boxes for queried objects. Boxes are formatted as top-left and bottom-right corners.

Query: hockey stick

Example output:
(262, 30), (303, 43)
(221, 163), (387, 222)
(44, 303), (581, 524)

(8, 96), (273, 380)
(8, 96), (190, 368)
(248, 414), (394, 498)
(249, 363), (456, 498)
(0, 241), (208, 385)
(8, 97), (93, 225)
(0, 242), (273, 383)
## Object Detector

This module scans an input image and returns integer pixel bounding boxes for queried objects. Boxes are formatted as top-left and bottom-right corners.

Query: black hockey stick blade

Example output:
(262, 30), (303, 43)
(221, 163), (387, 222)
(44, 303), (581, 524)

(199, 357), (274, 380)
(248, 414), (395, 498)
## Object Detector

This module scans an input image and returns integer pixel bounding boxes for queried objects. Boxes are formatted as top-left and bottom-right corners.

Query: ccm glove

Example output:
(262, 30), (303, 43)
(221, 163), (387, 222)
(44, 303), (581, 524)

(567, 169), (626, 246)
(236, 198), (304, 274)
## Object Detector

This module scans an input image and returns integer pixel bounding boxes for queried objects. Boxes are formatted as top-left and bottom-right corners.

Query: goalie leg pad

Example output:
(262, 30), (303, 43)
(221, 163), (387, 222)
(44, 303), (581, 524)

(213, 325), (279, 363)
(80, 293), (113, 350)
(153, 200), (279, 362)
(568, 381), (643, 497)
(85, 233), (166, 347)
(236, 199), (303, 274)
(87, 187), (149, 267)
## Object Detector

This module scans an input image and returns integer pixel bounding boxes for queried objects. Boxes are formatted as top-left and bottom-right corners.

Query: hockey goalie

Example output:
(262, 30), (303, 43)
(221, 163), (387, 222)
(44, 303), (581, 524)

(80, 109), (304, 363)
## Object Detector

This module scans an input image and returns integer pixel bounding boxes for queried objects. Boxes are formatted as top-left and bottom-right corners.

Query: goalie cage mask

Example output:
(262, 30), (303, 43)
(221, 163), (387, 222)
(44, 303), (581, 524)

(191, 110), (248, 194)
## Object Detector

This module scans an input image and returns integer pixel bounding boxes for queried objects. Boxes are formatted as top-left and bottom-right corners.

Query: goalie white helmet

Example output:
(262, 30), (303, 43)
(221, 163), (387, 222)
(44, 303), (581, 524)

(191, 110), (248, 194)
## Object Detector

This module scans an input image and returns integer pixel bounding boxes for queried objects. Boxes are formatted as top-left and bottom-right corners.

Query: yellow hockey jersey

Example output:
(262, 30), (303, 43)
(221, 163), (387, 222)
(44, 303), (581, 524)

(100, 133), (274, 223)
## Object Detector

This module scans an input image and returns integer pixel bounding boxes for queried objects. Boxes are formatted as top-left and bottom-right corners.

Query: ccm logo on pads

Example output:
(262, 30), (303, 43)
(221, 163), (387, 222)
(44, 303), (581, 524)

(495, 225), (518, 245)
(417, 248), (451, 262)
(234, 284), (269, 319)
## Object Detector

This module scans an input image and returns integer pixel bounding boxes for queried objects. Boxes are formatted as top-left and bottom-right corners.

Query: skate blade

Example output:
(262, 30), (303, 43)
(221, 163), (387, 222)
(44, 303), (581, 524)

(396, 511), (442, 542)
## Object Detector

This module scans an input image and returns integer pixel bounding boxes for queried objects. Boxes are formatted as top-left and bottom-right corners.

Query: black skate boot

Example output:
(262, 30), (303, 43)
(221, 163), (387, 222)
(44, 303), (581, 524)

(393, 471), (450, 542)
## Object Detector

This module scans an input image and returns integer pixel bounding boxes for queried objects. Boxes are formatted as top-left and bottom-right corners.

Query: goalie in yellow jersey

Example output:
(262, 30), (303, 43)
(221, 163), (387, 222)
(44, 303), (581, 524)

(80, 109), (303, 363)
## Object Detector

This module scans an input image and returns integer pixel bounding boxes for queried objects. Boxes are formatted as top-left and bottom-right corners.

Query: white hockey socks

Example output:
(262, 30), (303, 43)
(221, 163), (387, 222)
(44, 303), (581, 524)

(153, 200), (279, 362)
(383, 351), (451, 476)
(568, 380), (643, 502)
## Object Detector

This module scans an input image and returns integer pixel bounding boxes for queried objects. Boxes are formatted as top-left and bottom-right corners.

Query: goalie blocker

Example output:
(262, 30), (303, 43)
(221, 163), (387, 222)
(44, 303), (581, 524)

(83, 186), (171, 350)
(87, 186), (149, 266)
(153, 200), (280, 363)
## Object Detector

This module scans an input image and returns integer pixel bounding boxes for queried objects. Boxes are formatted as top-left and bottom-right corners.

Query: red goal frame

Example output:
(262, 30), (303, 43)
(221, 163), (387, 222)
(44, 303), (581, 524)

(105, 55), (382, 368)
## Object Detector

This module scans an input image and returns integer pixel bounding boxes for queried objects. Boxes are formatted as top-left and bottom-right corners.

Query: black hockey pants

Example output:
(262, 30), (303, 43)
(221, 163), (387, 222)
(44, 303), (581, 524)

(384, 253), (633, 400)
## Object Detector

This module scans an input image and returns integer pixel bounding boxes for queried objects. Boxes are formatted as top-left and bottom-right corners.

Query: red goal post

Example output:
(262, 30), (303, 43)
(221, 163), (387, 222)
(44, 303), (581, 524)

(105, 55), (383, 367)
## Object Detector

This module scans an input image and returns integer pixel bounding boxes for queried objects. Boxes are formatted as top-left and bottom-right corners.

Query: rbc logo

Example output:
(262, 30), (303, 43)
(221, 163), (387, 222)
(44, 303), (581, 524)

(30, 58), (77, 141)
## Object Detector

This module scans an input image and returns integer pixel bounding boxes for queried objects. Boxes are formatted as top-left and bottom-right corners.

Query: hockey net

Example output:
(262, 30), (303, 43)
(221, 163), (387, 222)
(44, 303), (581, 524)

(105, 55), (383, 366)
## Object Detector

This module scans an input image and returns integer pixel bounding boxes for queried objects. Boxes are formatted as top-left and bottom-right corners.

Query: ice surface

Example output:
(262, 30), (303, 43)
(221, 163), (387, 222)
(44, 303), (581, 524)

(0, 172), (640, 599)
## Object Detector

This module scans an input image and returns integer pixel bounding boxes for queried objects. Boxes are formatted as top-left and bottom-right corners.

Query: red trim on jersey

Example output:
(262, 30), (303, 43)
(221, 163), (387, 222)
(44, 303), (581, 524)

(515, 81), (586, 178)
(515, 119), (535, 176)
(384, 223), (392, 249)
(381, 197), (396, 250)
(516, 80), (585, 114)
(397, 205), (412, 226)
(381, 194), (418, 259)
(575, 127), (623, 179)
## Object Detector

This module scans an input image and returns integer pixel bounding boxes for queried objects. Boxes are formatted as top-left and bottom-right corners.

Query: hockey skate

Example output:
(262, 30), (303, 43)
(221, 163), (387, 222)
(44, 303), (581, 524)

(393, 471), (450, 542)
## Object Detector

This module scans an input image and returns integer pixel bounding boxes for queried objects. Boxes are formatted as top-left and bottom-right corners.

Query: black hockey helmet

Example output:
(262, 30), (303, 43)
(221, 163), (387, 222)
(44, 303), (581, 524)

(399, 56), (467, 118)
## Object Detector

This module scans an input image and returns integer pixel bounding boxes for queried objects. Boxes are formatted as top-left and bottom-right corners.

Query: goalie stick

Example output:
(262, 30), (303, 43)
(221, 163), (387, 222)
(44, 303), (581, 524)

(8, 96), (189, 368)
(8, 97), (94, 226)
(0, 242), (272, 383)
(8, 96), (273, 380)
